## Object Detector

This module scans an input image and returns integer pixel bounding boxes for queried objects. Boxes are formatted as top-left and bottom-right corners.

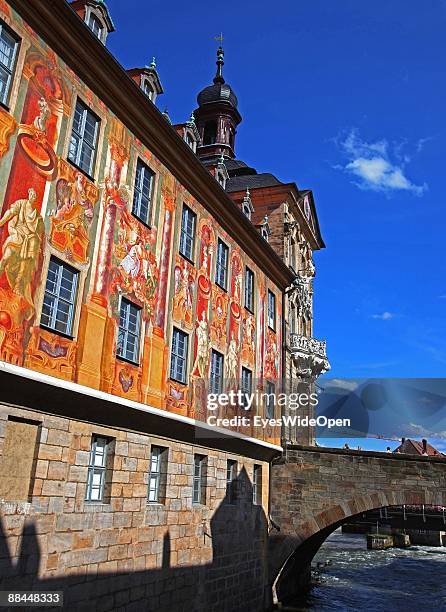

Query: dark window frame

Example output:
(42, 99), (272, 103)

(117, 297), (142, 365)
(40, 256), (79, 339)
(192, 454), (207, 505)
(67, 98), (100, 179)
(0, 19), (20, 109)
(215, 238), (229, 291)
(179, 204), (197, 263)
(170, 327), (189, 384)
(267, 289), (276, 331)
(244, 267), (255, 313)
(132, 157), (155, 226)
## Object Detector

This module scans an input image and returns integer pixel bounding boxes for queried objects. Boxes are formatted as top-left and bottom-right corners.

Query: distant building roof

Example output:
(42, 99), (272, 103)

(394, 438), (443, 457)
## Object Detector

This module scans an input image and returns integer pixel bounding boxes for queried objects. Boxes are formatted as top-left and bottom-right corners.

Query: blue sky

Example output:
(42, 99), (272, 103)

(105, 0), (445, 382)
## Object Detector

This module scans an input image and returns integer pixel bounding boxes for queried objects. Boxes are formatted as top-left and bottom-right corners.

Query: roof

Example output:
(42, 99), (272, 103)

(226, 172), (282, 192)
(394, 439), (444, 456)
(197, 82), (238, 109)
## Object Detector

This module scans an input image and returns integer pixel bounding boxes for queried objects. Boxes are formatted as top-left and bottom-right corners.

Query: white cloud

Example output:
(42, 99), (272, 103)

(337, 130), (427, 196)
(371, 311), (395, 321)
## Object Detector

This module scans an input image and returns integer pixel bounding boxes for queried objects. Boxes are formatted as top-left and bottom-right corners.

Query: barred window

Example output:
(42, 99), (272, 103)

(179, 205), (196, 261)
(68, 98), (100, 177)
(0, 21), (19, 106)
(210, 349), (224, 395)
(117, 298), (142, 364)
(170, 327), (189, 384)
(147, 446), (167, 503)
(192, 454), (207, 505)
(253, 465), (262, 505)
(226, 459), (237, 504)
(86, 436), (112, 502)
(41, 257), (79, 337)
(215, 239), (229, 290)
(132, 159), (154, 225)
(244, 267), (254, 312)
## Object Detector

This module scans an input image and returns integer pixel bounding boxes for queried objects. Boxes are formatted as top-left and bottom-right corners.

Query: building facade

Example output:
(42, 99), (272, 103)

(0, 0), (326, 609)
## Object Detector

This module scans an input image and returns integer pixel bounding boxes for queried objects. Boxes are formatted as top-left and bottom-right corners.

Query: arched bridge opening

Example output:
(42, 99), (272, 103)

(269, 445), (446, 605)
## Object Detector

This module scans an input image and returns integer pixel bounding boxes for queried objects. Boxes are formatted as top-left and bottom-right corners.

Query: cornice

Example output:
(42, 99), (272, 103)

(9, 0), (294, 289)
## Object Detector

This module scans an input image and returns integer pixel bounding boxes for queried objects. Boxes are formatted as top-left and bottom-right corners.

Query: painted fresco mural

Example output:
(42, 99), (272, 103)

(0, 2), (282, 444)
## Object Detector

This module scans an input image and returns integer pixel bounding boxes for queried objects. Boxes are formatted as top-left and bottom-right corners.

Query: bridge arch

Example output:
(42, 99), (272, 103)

(269, 446), (446, 604)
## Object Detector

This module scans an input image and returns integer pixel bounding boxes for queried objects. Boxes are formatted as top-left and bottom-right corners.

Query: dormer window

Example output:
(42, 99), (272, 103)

(241, 188), (254, 220)
(142, 79), (154, 101)
(87, 12), (104, 40)
(242, 203), (251, 220)
(261, 227), (269, 242)
(185, 132), (196, 152)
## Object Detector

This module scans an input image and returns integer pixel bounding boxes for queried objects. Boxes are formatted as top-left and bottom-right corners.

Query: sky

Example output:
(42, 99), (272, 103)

(104, 1), (445, 386)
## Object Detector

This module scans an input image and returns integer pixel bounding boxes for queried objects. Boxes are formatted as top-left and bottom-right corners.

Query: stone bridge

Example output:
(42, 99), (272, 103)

(269, 444), (446, 604)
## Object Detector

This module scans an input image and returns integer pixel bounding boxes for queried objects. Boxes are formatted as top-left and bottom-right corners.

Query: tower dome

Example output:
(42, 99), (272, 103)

(193, 46), (242, 161)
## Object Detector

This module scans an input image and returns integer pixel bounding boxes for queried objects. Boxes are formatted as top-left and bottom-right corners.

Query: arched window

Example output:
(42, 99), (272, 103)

(261, 227), (269, 241)
(242, 203), (251, 220)
(203, 121), (217, 145)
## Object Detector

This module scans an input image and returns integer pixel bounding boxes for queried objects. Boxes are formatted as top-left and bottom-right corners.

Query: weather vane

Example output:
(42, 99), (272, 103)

(214, 32), (224, 45)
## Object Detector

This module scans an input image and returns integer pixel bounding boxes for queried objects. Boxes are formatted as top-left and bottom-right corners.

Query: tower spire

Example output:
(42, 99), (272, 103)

(214, 45), (225, 84)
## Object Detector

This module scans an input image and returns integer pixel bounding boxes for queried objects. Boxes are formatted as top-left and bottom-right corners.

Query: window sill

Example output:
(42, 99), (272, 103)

(179, 251), (195, 267)
(116, 354), (140, 367)
(169, 376), (187, 387)
(131, 210), (152, 229)
(67, 157), (95, 183)
(215, 281), (228, 293)
(244, 305), (255, 316)
(39, 324), (75, 341)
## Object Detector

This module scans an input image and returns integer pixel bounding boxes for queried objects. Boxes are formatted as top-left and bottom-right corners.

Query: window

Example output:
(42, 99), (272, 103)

(170, 327), (189, 384)
(289, 303), (296, 336)
(86, 436), (113, 502)
(147, 446), (167, 504)
(210, 349), (224, 395)
(261, 226), (269, 241)
(193, 454), (207, 505)
(142, 79), (154, 100)
(0, 417), (39, 502)
(241, 367), (253, 410)
(87, 12), (104, 40)
(215, 239), (229, 290)
(117, 298), (142, 364)
(41, 257), (79, 337)
(265, 381), (275, 419)
(68, 99), (100, 177)
(203, 121), (217, 145)
(244, 267), (254, 313)
(179, 205), (196, 261)
(267, 290), (276, 330)
(132, 159), (154, 225)
(253, 465), (262, 505)
(0, 21), (19, 107)
(226, 459), (237, 504)
(242, 203), (251, 220)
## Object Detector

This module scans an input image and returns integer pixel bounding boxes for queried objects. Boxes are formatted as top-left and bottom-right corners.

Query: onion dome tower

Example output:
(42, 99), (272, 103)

(193, 46), (242, 163)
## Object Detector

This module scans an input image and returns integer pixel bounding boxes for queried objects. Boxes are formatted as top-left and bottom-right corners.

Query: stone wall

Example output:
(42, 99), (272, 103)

(0, 403), (271, 611)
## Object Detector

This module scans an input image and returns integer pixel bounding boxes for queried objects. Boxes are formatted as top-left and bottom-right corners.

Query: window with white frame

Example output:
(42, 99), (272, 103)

(241, 367), (253, 410)
(215, 239), (229, 290)
(86, 12), (104, 40)
(261, 226), (269, 241)
(179, 205), (196, 262)
(132, 158), (154, 225)
(170, 327), (189, 384)
(117, 298), (142, 364)
(41, 257), (79, 337)
(193, 454), (207, 505)
(242, 203), (251, 220)
(267, 289), (276, 330)
(0, 21), (19, 107)
(226, 459), (237, 504)
(68, 98), (100, 177)
(86, 436), (112, 502)
(210, 349), (223, 395)
(253, 465), (262, 505)
(244, 267), (254, 313)
(142, 79), (154, 100)
(147, 446), (167, 503)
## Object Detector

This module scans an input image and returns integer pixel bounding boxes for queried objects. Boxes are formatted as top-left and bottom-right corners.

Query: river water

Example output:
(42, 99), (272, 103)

(285, 530), (446, 611)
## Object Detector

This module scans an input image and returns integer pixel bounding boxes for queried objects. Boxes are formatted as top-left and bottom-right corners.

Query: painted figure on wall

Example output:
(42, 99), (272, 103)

(241, 312), (255, 365)
(172, 257), (195, 329)
(0, 187), (44, 313)
(191, 311), (210, 378)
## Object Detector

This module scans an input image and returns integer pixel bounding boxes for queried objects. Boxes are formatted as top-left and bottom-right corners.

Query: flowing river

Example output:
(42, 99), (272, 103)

(284, 530), (446, 611)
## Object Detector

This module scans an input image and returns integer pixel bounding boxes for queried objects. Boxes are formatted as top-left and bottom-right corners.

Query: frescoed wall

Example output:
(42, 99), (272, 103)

(0, 2), (282, 445)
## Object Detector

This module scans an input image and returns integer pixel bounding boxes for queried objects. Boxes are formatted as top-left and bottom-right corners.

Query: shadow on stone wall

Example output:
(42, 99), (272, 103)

(0, 467), (270, 612)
